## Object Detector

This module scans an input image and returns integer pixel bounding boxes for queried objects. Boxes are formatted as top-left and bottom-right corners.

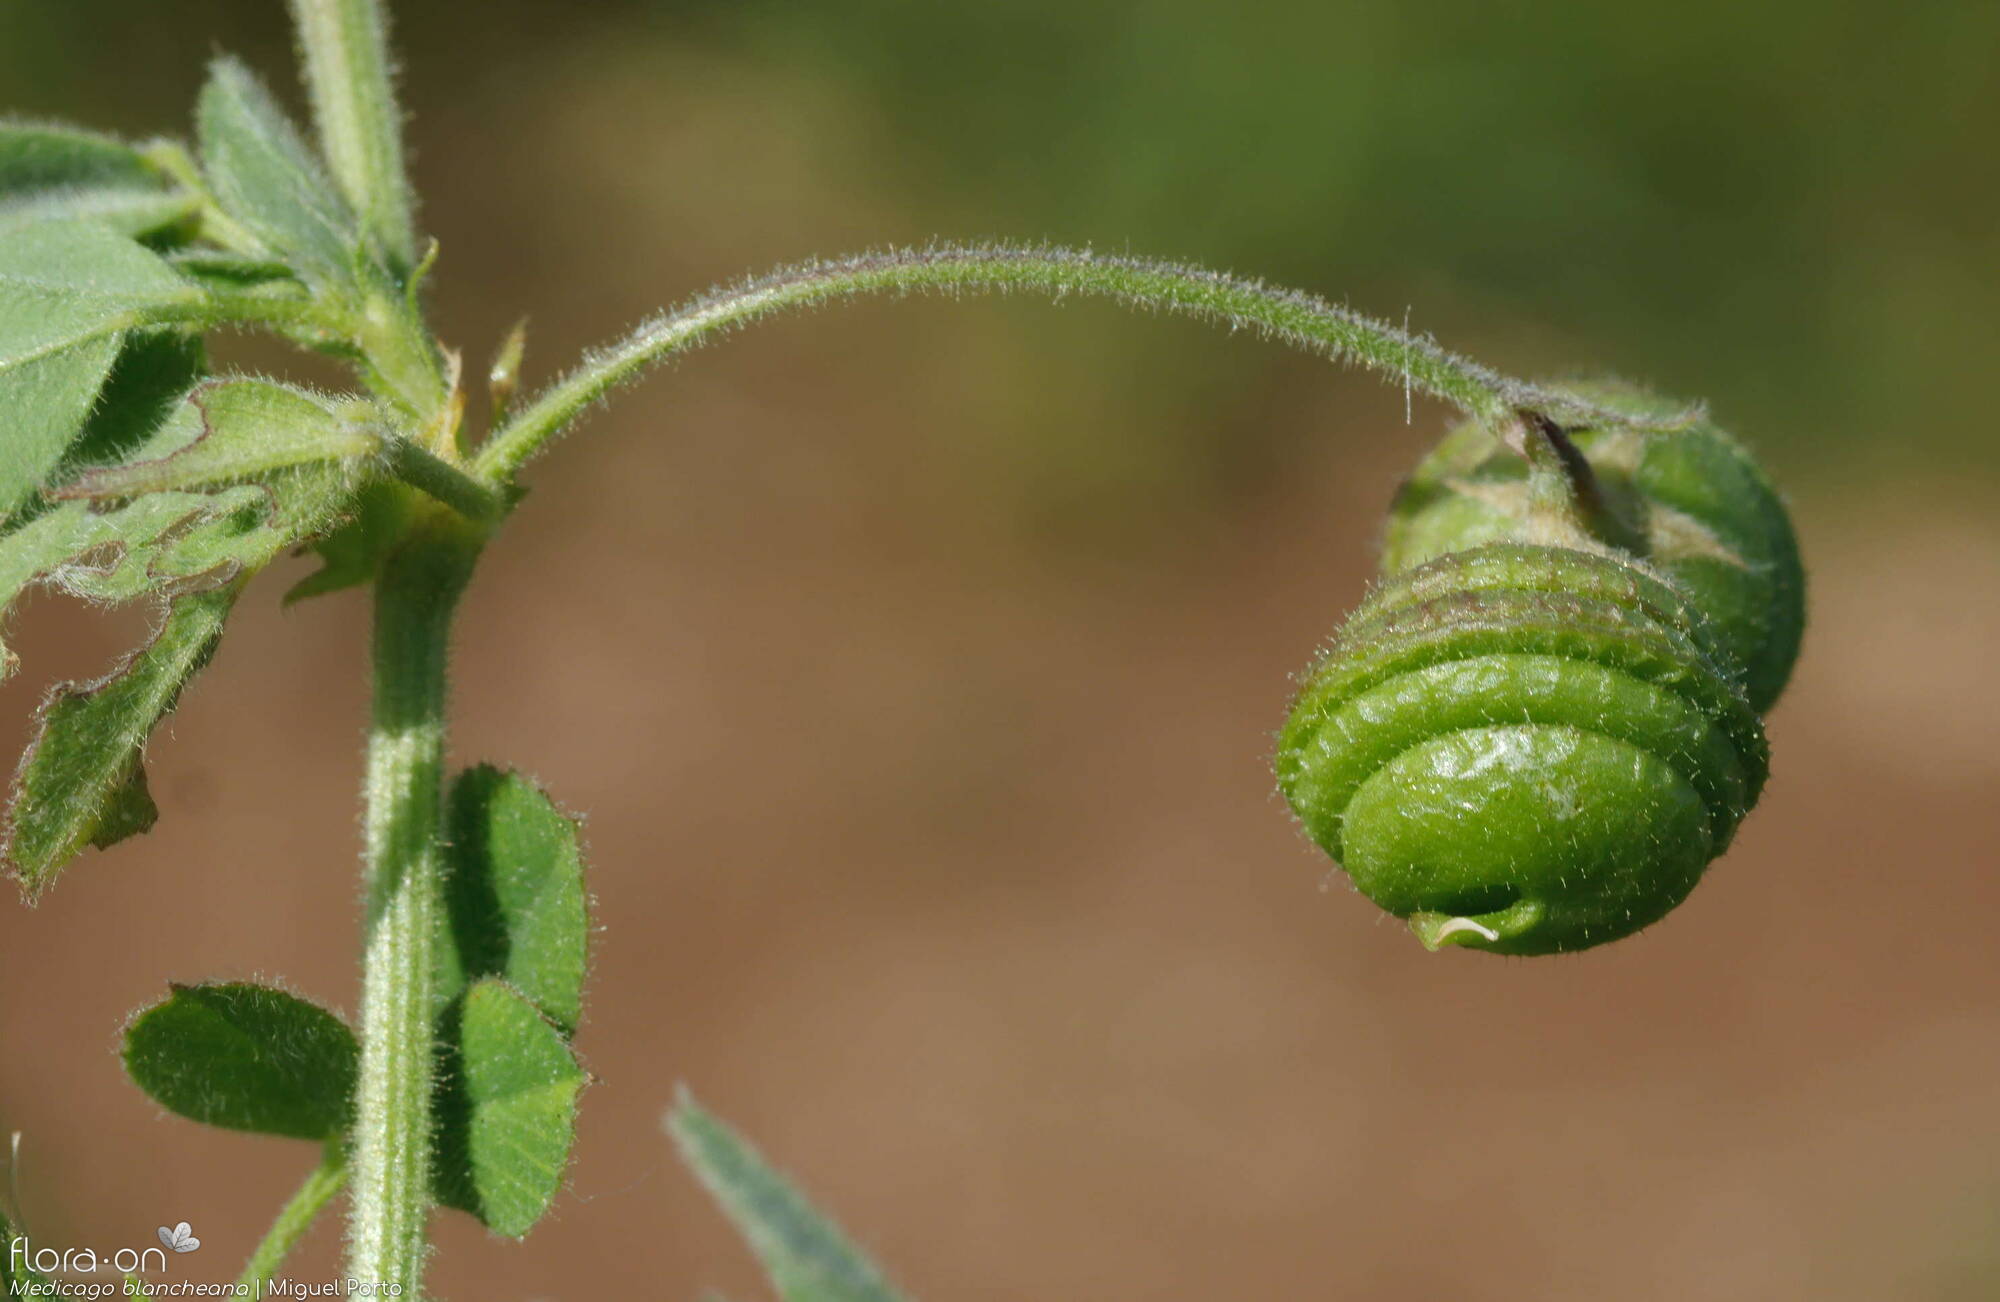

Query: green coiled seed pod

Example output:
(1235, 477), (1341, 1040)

(1277, 379), (1805, 955)
(1277, 543), (1770, 954)
(1383, 381), (1805, 711)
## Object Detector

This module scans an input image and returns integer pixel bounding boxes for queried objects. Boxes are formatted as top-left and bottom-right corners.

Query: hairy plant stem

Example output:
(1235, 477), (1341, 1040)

(471, 244), (1695, 483)
(236, 1141), (348, 1294)
(381, 438), (508, 523)
(285, 4), (468, 1290)
(348, 510), (483, 1300)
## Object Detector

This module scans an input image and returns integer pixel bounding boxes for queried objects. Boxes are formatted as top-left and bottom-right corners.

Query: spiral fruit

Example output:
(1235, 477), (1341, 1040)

(1277, 386), (1799, 954)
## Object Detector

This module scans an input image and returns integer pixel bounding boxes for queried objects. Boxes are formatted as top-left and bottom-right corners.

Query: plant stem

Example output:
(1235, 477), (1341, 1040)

(474, 244), (1695, 482)
(381, 437), (508, 523)
(348, 511), (483, 1300)
(288, 0), (418, 272)
(236, 1142), (347, 1296)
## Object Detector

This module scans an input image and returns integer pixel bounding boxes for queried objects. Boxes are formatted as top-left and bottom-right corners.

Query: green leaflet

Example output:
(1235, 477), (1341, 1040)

(669, 1094), (910, 1302)
(0, 220), (199, 368)
(438, 765), (590, 1032)
(0, 119), (194, 241)
(197, 59), (360, 287)
(432, 768), (591, 1235)
(61, 378), (377, 500)
(0, 335), (122, 525)
(433, 979), (586, 1238)
(0, 221), (201, 519)
(122, 982), (358, 1141)
(3, 584), (236, 896)
(0, 119), (159, 192)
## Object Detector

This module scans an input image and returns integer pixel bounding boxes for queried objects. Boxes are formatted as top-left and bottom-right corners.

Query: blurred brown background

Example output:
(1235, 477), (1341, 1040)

(5, 1), (1999, 1298)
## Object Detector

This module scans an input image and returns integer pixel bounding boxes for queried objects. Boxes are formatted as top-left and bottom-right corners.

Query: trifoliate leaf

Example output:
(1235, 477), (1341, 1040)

(122, 982), (357, 1141)
(438, 765), (590, 1033)
(0, 119), (194, 242)
(433, 979), (586, 1237)
(4, 583), (235, 896)
(0, 221), (200, 519)
(196, 59), (358, 286)
(431, 768), (591, 1234)
(669, 1093), (910, 1302)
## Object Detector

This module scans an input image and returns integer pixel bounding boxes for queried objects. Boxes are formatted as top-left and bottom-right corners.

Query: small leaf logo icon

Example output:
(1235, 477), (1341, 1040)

(157, 1222), (200, 1253)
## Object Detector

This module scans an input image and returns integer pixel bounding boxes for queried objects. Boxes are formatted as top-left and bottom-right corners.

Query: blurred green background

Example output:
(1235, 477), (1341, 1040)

(4, 3), (1998, 1301)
